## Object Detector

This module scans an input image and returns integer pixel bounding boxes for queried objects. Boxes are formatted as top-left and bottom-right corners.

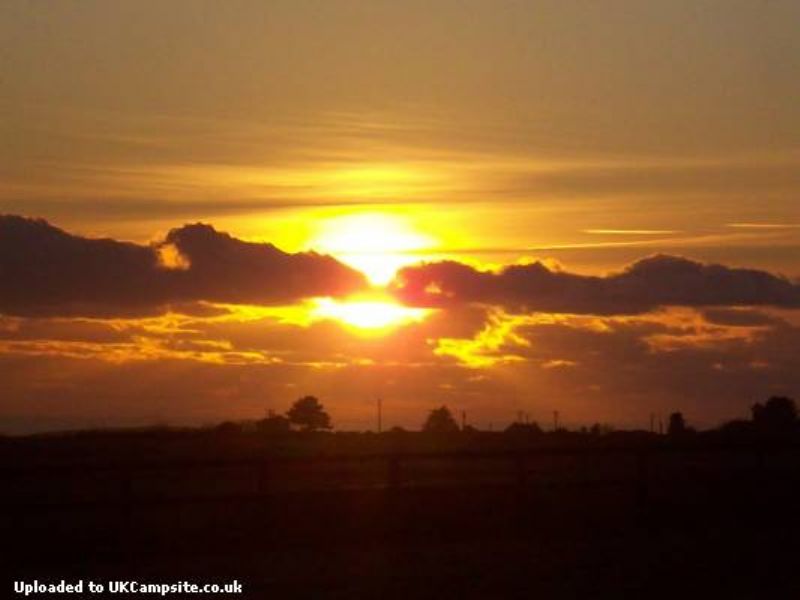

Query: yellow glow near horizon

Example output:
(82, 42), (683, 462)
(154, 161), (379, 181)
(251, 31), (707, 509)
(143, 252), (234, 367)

(312, 296), (430, 331)
(210, 292), (433, 333)
(311, 213), (437, 285)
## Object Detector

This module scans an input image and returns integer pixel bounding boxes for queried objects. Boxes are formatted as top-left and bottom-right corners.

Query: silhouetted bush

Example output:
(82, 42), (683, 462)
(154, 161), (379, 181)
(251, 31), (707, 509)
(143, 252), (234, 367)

(214, 421), (243, 435)
(504, 422), (543, 436)
(256, 413), (291, 435)
(667, 412), (695, 437)
(589, 423), (614, 436)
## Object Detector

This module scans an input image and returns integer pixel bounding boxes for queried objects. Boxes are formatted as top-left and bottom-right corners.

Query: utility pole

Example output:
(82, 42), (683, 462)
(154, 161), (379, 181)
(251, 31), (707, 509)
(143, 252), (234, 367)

(461, 410), (467, 430)
(377, 397), (382, 433)
(553, 410), (560, 432)
(650, 413), (655, 433)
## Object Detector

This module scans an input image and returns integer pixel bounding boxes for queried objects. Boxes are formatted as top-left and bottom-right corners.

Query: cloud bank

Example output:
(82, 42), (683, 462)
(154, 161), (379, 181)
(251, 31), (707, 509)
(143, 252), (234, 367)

(392, 255), (800, 315)
(0, 216), (366, 317)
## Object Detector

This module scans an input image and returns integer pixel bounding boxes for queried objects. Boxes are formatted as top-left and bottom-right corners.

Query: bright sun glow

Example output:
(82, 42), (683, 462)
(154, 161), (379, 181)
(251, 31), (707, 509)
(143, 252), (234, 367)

(312, 296), (430, 331)
(312, 213), (436, 285)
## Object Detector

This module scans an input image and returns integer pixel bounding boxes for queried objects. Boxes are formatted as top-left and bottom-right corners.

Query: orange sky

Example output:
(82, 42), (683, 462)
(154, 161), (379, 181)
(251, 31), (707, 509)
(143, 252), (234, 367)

(1, 1), (799, 433)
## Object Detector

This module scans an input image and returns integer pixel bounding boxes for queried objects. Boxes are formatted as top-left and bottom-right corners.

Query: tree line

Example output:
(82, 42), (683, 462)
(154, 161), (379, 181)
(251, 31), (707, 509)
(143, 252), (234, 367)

(234, 394), (800, 438)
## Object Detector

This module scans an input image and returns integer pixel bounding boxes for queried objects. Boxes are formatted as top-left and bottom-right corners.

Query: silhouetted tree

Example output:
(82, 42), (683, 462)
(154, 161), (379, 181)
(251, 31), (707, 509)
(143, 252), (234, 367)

(422, 406), (460, 434)
(256, 411), (291, 435)
(668, 412), (687, 436)
(287, 396), (332, 432)
(752, 396), (797, 434)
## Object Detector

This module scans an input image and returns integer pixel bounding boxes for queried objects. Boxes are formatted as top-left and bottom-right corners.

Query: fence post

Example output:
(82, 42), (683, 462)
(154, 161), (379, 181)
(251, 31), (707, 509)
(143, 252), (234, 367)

(755, 447), (766, 474)
(119, 468), (135, 557)
(754, 447), (767, 508)
(515, 455), (527, 491)
(514, 455), (530, 528)
(635, 452), (649, 511)
(256, 460), (273, 538)
(387, 456), (401, 489)
(257, 460), (271, 497)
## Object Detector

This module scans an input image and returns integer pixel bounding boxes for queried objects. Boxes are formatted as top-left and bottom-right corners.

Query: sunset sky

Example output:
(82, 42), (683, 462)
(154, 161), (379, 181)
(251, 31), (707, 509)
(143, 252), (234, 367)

(2, 1), (799, 433)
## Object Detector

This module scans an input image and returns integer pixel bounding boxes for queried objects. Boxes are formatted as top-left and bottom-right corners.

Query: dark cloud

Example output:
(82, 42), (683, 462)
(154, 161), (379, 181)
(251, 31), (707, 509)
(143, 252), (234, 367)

(0, 215), (366, 317)
(0, 316), (131, 344)
(392, 254), (800, 315)
(701, 308), (784, 328)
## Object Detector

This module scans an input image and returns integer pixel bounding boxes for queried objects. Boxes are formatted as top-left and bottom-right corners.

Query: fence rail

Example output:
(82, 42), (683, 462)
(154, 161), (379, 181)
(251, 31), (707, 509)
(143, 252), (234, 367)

(2, 443), (797, 513)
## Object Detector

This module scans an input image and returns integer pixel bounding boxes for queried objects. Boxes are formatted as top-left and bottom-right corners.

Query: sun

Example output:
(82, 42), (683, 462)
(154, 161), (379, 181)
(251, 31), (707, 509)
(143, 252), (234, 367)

(311, 213), (436, 285)
(312, 295), (429, 331)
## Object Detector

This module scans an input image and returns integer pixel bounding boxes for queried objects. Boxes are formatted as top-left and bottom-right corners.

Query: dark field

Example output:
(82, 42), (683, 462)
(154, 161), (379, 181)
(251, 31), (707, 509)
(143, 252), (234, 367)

(4, 430), (800, 598)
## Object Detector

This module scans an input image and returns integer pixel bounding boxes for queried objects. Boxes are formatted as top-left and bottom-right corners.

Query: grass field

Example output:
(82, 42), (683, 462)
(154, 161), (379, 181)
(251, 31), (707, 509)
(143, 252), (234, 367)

(5, 431), (800, 598)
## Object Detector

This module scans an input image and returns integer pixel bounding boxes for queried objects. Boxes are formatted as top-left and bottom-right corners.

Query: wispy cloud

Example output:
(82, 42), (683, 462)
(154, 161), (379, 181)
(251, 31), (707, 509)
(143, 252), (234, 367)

(583, 229), (679, 235)
(726, 223), (800, 230)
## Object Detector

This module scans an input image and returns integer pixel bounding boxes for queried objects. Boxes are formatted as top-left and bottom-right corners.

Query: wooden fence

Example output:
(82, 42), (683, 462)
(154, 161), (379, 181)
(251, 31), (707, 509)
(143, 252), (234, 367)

(2, 443), (793, 513)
